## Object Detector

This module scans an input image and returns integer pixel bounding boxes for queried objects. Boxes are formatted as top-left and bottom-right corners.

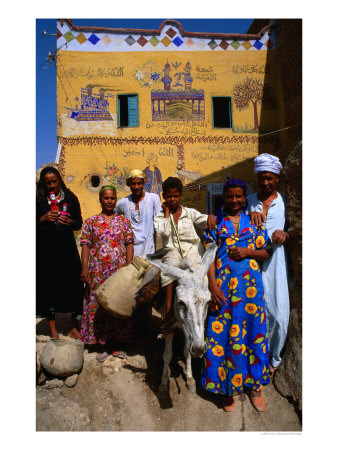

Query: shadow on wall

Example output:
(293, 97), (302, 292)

(258, 19), (302, 414)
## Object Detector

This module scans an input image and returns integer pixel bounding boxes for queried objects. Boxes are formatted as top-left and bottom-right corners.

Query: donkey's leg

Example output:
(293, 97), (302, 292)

(184, 343), (196, 394)
(158, 333), (173, 399)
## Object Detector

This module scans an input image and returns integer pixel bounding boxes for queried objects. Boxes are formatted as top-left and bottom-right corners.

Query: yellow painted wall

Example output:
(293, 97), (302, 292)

(57, 49), (283, 219)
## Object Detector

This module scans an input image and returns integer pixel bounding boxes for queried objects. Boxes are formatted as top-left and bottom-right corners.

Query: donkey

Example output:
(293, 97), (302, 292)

(147, 244), (216, 399)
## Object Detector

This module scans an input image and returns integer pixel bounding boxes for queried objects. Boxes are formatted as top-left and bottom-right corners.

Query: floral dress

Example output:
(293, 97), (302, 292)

(80, 214), (135, 345)
(201, 211), (272, 397)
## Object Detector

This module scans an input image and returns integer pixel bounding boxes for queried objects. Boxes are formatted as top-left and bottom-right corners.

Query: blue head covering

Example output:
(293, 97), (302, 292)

(217, 178), (247, 221)
(223, 178), (247, 196)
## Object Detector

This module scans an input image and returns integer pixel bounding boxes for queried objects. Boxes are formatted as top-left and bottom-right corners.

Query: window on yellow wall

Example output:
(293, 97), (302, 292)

(212, 97), (232, 129)
(117, 94), (139, 127)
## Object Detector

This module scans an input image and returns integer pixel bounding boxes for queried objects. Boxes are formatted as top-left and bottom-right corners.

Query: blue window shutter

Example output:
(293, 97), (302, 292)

(128, 95), (139, 127)
(228, 98), (232, 128)
(117, 96), (121, 127)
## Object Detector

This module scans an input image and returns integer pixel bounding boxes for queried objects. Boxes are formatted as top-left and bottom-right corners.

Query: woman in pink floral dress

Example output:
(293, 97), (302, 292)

(80, 185), (134, 360)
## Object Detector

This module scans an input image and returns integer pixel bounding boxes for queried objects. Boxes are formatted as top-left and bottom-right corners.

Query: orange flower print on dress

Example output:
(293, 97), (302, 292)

(245, 303), (257, 314)
(241, 344), (246, 354)
(249, 260), (259, 270)
(216, 278), (222, 287)
(212, 345), (224, 357)
(248, 243), (255, 250)
(246, 286), (257, 298)
(230, 324), (240, 337)
(255, 236), (265, 248)
(218, 367), (226, 381)
(216, 258), (222, 269)
(231, 373), (243, 387)
(229, 277), (238, 290)
(212, 321), (224, 334)
(226, 238), (236, 246)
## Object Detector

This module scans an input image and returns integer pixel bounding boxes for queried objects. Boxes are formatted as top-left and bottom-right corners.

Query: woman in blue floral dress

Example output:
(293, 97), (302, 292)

(80, 186), (134, 360)
(201, 179), (272, 412)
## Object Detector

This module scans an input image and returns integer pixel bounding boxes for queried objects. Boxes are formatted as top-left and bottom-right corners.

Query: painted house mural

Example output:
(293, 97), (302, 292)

(56, 19), (284, 219)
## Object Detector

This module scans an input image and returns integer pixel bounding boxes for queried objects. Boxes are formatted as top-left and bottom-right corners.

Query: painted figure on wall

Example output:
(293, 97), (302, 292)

(143, 153), (163, 198)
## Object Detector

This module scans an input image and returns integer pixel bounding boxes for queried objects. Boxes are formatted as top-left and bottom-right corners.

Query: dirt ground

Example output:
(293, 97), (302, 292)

(36, 311), (302, 432)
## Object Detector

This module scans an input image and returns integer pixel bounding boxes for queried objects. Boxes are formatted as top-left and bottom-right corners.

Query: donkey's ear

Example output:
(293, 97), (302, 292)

(146, 259), (186, 280)
(195, 244), (217, 278)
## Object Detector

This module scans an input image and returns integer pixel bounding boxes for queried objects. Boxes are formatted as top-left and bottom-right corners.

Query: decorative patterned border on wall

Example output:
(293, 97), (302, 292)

(57, 134), (265, 178)
(57, 19), (274, 53)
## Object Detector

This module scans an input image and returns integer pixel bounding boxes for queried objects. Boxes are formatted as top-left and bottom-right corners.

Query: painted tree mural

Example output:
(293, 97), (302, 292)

(232, 78), (277, 131)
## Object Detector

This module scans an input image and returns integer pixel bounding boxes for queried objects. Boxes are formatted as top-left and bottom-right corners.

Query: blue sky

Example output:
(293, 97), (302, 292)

(36, 18), (254, 169)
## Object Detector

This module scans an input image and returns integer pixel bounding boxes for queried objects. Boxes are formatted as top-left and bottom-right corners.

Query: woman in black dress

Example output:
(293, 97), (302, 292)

(36, 166), (83, 339)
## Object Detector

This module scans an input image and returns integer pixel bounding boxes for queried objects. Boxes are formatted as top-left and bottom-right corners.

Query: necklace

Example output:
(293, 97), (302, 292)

(229, 215), (240, 224)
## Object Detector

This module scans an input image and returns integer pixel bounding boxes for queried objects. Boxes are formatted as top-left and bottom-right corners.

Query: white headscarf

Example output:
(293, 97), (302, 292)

(254, 153), (283, 175)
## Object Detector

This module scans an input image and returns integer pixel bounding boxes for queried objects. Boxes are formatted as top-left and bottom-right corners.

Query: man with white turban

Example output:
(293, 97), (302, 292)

(246, 153), (289, 373)
(116, 169), (161, 257)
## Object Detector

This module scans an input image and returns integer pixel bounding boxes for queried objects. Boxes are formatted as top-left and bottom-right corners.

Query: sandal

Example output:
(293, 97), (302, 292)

(96, 352), (108, 363)
(112, 350), (125, 360)
(247, 390), (266, 412)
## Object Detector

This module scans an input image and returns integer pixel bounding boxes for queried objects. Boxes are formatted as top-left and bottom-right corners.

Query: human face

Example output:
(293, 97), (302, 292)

(43, 172), (61, 195)
(100, 190), (117, 213)
(164, 188), (182, 212)
(129, 177), (145, 197)
(223, 187), (245, 215)
(257, 171), (279, 195)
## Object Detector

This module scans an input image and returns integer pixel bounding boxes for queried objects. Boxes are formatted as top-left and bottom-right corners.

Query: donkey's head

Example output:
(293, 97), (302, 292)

(148, 244), (216, 358)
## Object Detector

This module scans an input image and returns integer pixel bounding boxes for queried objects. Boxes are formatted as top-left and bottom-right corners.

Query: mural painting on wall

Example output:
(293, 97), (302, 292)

(65, 85), (116, 121)
(232, 77), (277, 132)
(150, 60), (205, 122)
(142, 153), (163, 197)
(134, 61), (163, 89)
(103, 162), (128, 191)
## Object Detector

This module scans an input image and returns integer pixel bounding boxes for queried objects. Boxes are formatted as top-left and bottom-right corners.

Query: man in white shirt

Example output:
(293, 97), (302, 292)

(116, 169), (162, 258)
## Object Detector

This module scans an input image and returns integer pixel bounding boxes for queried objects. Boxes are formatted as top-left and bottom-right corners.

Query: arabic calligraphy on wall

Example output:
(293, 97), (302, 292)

(232, 64), (270, 75)
(146, 120), (208, 136)
(61, 66), (124, 79)
(195, 65), (217, 82)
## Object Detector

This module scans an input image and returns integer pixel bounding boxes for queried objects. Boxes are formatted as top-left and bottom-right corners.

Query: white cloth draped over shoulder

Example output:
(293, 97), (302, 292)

(246, 192), (289, 368)
(116, 192), (161, 258)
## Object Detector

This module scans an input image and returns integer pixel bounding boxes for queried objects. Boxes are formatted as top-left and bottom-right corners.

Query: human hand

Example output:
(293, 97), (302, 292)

(209, 282), (227, 307)
(207, 214), (217, 230)
(229, 246), (249, 261)
(271, 229), (289, 245)
(162, 202), (170, 218)
(80, 267), (90, 284)
(40, 211), (59, 223)
(249, 212), (265, 227)
(58, 214), (73, 226)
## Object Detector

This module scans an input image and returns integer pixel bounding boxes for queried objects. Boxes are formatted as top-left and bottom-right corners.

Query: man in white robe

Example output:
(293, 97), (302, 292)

(247, 153), (290, 373)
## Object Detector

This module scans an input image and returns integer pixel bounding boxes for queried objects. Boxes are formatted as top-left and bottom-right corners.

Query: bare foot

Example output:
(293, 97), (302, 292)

(69, 328), (81, 340)
(223, 396), (235, 412)
(269, 364), (277, 374)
